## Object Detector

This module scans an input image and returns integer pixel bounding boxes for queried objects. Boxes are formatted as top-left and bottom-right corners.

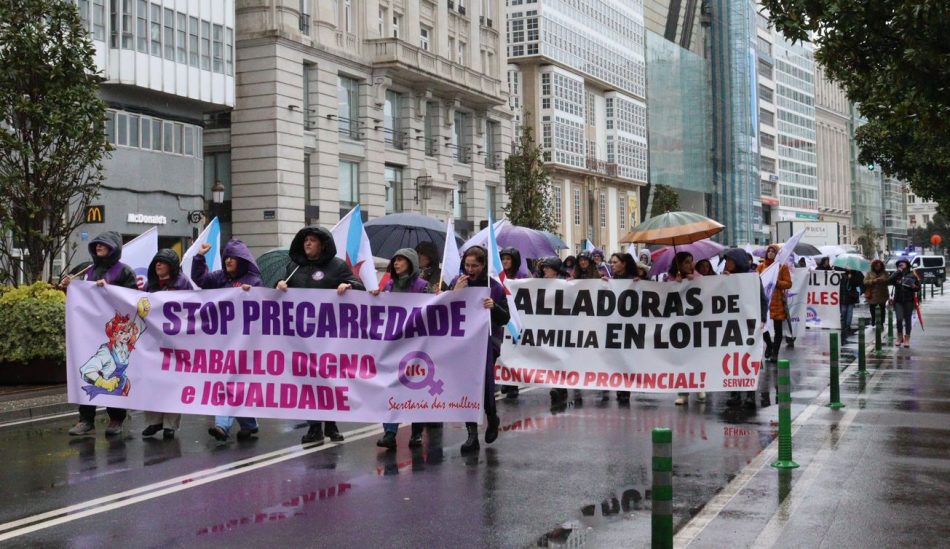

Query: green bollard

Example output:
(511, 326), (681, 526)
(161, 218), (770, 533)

(828, 333), (845, 409)
(887, 308), (894, 344)
(875, 319), (883, 357)
(771, 359), (800, 469)
(931, 283), (935, 298)
(652, 428), (673, 549)
(858, 318), (868, 376)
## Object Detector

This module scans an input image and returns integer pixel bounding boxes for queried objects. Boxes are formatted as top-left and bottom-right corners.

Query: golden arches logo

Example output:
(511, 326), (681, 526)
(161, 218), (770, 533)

(86, 206), (104, 223)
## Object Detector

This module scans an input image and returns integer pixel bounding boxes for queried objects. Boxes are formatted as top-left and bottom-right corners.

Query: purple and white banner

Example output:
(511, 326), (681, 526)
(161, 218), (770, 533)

(66, 282), (490, 422)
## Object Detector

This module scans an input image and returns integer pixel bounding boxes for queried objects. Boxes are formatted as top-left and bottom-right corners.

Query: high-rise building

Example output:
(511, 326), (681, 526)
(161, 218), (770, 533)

(642, 0), (705, 55)
(68, 1), (235, 264)
(755, 9), (778, 239)
(882, 176), (908, 252)
(229, 0), (511, 253)
(850, 107), (884, 252)
(506, 0), (647, 252)
(814, 65), (852, 244)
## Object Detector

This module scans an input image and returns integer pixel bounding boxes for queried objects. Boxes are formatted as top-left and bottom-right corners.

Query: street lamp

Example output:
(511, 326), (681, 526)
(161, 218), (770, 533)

(187, 180), (227, 226)
(211, 180), (226, 206)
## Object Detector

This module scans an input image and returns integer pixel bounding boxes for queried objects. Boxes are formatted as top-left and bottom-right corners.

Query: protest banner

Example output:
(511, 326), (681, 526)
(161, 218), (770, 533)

(66, 282), (490, 422)
(786, 268), (809, 338)
(497, 274), (765, 393)
(805, 270), (842, 329)
(120, 226), (158, 290)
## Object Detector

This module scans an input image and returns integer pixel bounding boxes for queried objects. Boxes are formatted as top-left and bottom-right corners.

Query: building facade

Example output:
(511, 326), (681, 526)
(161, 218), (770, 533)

(229, 0), (511, 254)
(906, 192), (939, 232)
(882, 175), (908, 252)
(69, 0), (235, 267)
(850, 107), (884, 253)
(814, 65), (852, 244)
(506, 0), (648, 253)
(755, 8), (778, 239)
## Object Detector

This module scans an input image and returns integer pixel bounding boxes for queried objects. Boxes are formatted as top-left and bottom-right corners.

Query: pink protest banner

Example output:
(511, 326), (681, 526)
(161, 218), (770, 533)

(66, 282), (490, 423)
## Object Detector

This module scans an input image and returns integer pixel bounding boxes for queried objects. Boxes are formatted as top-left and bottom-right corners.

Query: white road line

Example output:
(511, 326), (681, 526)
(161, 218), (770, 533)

(0, 387), (537, 541)
(0, 411), (84, 429)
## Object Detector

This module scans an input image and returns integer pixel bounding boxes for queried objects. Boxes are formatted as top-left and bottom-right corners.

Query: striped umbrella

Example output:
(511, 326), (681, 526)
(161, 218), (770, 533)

(620, 211), (724, 245)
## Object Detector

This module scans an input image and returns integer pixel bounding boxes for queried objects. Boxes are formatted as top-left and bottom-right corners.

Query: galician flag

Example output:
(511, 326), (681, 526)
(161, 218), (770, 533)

(584, 239), (596, 253)
(332, 204), (379, 291)
(181, 217), (221, 290)
(440, 217), (461, 287)
(120, 226), (158, 290)
(486, 215), (523, 343)
(759, 229), (805, 334)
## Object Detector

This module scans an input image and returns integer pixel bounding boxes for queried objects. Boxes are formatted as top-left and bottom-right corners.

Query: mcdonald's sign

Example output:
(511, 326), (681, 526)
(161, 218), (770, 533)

(85, 205), (105, 224)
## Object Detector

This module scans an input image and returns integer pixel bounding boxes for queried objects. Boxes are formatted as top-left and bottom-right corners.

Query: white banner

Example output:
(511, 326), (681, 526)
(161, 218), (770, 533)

(497, 275), (765, 393)
(66, 283), (491, 422)
(120, 227), (158, 290)
(786, 268), (810, 338)
(805, 270), (842, 329)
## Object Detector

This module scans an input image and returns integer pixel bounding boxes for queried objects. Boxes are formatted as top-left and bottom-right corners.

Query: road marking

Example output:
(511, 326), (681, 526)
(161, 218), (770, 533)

(0, 387), (537, 541)
(0, 411), (86, 429)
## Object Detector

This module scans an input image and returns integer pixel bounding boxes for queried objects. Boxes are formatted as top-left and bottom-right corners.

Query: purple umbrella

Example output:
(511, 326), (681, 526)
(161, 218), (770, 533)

(461, 220), (558, 259)
(649, 239), (726, 277)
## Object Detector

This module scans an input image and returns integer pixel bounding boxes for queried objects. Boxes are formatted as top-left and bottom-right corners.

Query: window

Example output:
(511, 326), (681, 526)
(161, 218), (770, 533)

(420, 25), (431, 51)
(176, 13), (186, 62)
(424, 102), (436, 156)
(303, 62), (318, 130)
(213, 24), (224, 73)
(384, 90), (404, 149)
(619, 198), (626, 229)
(116, 113), (128, 146)
(129, 115), (139, 147)
(163, 8), (174, 60)
(151, 118), (162, 150)
(759, 108), (775, 127)
(337, 76), (359, 139)
(110, 0), (118, 47)
(486, 185), (497, 219)
(299, 0), (311, 33)
(303, 153), (314, 224)
(554, 186), (562, 223)
(760, 156), (776, 173)
(79, 0), (91, 32)
(188, 16), (199, 66)
(105, 111), (115, 144)
(573, 188), (581, 226)
(378, 7), (386, 35)
(392, 13), (401, 38)
(345, 0), (352, 32)
(136, 0), (147, 52)
(758, 58), (773, 80)
(92, 0), (105, 41)
(758, 84), (773, 103)
(760, 133), (775, 149)
(458, 40), (466, 64)
(485, 121), (498, 169)
(121, 0), (134, 48)
(909, 215), (916, 225)
(454, 110), (471, 163)
(174, 123), (184, 154)
(184, 126), (194, 156)
(339, 160), (360, 210)
(141, 117), (151, 149)
(924, 214), (930, 224)
(384, 165), (404, 213)
(599, 192), (606, 228)
(225, 28), (233, 76)
(201, 20), (211, 70)
(150, 3), (161, 56)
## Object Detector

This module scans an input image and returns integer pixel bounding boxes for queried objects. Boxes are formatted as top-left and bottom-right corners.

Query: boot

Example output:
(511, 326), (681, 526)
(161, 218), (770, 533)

(760, 392), (771, 408)
(903, 334), (910, 348)
(743, 393), (757, 409)
(376, 431), (397, 450)
(301, 422), (324, 445)
(208, 425), (228, 441)
(408, 424), (424, 448)
(506, 386), (519, 399)
(460, 423), (479, 453)
(725, 392), (741, 408)
(549, 388), (567, 403)
(895, 335), (904, 347)
(484, 414), (500, 444)
(325, 421), (344, 442)
(617, 391), (631, 403)
(600, 390), (610, 402)
(162, 428), (176, 440)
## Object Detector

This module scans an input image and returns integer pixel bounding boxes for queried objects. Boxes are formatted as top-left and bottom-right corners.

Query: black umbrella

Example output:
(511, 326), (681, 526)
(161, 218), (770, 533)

(364, 213), (462, 259)
(256, 248), (291, 288)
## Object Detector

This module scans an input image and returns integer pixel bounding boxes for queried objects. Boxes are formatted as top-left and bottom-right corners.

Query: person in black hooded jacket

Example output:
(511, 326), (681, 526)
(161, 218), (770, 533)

(499, 247), (526, 399)
(277, 225), (365, 445)
(721, 248), (770, 409)
(61, 231), (138, 437)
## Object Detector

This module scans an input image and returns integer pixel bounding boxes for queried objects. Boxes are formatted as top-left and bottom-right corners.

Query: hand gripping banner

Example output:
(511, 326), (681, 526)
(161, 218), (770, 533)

(66, 282), (490, 422)
(497, 274), (765, 392)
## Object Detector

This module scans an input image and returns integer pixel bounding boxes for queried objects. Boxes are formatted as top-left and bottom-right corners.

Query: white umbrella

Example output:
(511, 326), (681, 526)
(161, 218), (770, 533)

(818, 245), (846, 258)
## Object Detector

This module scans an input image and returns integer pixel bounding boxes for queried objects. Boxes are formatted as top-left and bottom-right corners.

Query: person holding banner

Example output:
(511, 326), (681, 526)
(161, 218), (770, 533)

(192, 239), (264, 442)
(140, 249), (192, 438)
(756, 245), (792, 364)
(415, 241), (445, 293)
(450, 246), (510, 454)
(592, 249), (610, 278)
(668, 252), (707, 406)
(695, 259), (715, 277)
(723, 248), (768, 409)
(537, 256), (566, 279)
(608, 252), (642, 403)
(62, 231), (139, 437)
(278, 226), (365, 445)
(500, 247), (528, 399)
(572, 251), (600, 280)
(838, 268), (865, 341)
(864, 260), (889, 328)
(889, 258), (919, 348)
(370, 248), (431, 450)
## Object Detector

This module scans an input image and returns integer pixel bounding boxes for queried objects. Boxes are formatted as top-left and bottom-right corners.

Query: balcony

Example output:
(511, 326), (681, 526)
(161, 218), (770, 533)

(585, 156), (618, 177)
(365, 38), (505, 107)
(383, 128), (409, 150)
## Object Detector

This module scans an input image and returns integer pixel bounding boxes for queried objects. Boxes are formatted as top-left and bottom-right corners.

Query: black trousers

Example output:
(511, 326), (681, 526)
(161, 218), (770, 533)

(78, 405), (126, 424)
(763, 319), (785, 359)
(869, 303), (886, 327)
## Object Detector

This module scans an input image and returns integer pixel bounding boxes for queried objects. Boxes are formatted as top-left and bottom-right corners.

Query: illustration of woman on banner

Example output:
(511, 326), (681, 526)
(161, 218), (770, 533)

(80, 297), (150, 399)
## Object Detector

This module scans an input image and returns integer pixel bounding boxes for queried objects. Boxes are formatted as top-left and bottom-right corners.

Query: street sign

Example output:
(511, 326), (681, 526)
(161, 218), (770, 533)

(85, 205), (105, 224)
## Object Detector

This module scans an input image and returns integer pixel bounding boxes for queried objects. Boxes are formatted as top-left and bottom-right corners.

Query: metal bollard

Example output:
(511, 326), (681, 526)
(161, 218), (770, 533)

(652, 428), (673, 549)
(858, 319), (867, 376)
(828, 333), (845, 409)
(887, 307), (894, 343)
(771, 359), (799, 469)
(931, 283), (935, 298)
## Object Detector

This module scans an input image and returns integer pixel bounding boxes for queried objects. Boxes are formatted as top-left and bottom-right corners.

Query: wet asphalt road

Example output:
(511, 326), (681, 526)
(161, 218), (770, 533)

(0, 299), (945, 548)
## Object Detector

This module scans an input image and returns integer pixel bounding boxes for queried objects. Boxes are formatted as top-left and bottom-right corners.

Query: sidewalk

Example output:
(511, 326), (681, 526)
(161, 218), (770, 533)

(0, 385), (70, 424)
(675, 291), (950, 548)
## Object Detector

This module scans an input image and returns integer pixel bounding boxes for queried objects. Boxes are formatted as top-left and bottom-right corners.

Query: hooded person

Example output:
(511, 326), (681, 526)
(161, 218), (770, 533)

(415, 241), (445, 292)
(537, 256), (565, 279)
(563, 255), (577, 273)
(499, 247), (527, 399)
(572, 251), (600, 280)
(449, 246), (510, 454)
(192, 240), (264, 442)
(592, 248), (610, 278)
(864, 259), (889, 327)
(371, 248), (430, 450)
(889, 258), (919, 348)
(278, 226), (365, 445)
(141, 249), (190, 438)
(61, 231), (138, 437)
(723, 248), (770, 409)
(838, 266), (865, 340)
(191, 239), (263, 289)
(756, 244), (792, 363)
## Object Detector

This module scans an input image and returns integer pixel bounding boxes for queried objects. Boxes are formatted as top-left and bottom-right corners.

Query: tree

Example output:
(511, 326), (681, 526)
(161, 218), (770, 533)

(855, 220), (881, 257)
(649, 184), (680, 218)
(504, 125), (556, 233)
(0, 0), (110, 285)
(760, 0), (950, 215)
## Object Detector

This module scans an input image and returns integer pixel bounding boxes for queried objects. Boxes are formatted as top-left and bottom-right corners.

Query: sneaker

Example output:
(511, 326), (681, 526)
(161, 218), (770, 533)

(208, 426), (228, 441)
(376, 431), (397, 449)
(697, 392), (707, 402)
(141, 423), (163, 437)
(236, 427), (259, 441)
(674, 395), (687, 405)
(104, 420), (124, 437)
(68, 422), (95, 436)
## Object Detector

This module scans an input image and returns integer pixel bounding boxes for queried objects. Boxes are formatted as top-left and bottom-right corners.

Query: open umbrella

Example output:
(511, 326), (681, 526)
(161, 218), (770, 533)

(818, 245), (846, 258)
(540, 230), (569, 250)
(364, 213), (462, 259)
(620, 211), (724, 245)
(462, 220), (558, 258)
(753, 242), (822, 257)
(649, 239), (726, 277)
(832, 253), (871, 273)
(257, 247), (291, 288)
